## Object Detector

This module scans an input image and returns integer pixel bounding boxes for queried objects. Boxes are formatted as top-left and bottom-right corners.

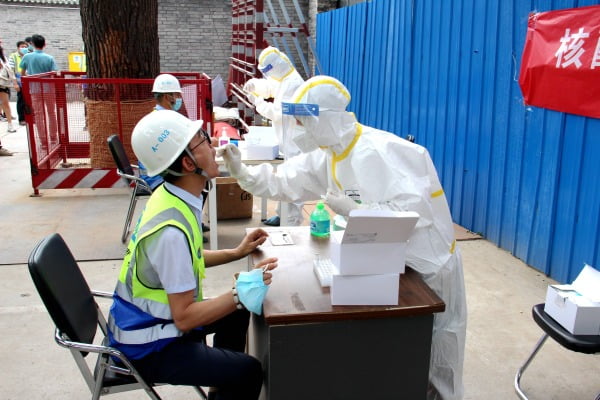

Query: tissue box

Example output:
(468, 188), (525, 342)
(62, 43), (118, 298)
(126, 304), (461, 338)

(244, 126), (279, 160)
(543, 264), (600, 335)
(329, 209), (419, 275)
(331, 273), (400, 305)
(246, 142), (279, 160)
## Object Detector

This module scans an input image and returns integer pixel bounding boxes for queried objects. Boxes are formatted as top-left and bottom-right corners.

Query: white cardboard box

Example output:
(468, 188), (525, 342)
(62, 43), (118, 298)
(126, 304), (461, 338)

(329, 209), (419, 275)
(244, 126), (280, 160)
(331, 273), (400, 305)
(543, 264), (600, 335)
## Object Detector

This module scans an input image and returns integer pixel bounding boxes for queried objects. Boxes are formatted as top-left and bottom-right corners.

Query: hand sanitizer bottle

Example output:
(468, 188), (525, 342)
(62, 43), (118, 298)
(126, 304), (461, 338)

(218, 127), (230, 147)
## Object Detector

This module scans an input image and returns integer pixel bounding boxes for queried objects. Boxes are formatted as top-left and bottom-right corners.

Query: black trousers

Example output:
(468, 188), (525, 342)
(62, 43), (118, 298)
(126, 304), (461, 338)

(132, 309), (262, 400)
(16, 89), (25, 123)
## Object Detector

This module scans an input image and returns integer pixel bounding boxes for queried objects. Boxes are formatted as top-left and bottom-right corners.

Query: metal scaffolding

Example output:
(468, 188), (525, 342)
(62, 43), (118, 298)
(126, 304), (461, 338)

(227, 0), (321, 124)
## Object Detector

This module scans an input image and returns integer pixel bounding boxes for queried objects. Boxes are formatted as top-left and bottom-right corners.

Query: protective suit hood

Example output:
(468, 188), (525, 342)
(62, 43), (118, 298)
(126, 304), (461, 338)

(258, 46), (296, 81)
(290, 76), (357, 152)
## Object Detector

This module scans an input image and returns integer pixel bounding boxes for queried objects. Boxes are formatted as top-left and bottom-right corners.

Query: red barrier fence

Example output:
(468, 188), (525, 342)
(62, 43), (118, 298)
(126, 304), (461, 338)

(21, 71), (213, 195)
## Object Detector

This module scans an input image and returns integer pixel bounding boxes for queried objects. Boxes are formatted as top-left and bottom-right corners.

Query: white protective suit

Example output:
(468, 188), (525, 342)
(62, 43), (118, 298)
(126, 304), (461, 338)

(222, 76), (467, 400)
(243, 46), (305, 225)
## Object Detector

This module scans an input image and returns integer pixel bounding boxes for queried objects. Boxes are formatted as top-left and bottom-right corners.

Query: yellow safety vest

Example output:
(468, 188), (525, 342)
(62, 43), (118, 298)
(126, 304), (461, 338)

(109, 185), (205, 345)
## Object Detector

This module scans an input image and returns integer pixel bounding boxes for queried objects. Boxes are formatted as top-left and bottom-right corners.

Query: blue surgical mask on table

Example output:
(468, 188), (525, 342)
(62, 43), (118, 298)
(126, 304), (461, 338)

(173, 97), (183, 111)
(235, 269), (269, 315)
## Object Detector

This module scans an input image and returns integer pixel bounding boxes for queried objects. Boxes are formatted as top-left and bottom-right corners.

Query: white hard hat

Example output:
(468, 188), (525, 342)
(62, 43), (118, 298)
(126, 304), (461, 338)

(152, 73), (182, 93)
(131, 110), (203, 176)
(258, 46), (295, 81)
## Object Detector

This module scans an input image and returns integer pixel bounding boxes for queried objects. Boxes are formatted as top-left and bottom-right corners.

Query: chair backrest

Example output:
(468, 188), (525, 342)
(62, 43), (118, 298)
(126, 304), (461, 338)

(107, 134), (135, 176)
(27, 233), (98, 345)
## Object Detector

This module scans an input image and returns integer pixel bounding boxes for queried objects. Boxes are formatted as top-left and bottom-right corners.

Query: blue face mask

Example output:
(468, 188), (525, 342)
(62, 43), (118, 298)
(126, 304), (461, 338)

(173, 97), (183, 111)
(235, 269), (270, 315)
(28, 45), (33, 52)
(19, 48), (29, 56)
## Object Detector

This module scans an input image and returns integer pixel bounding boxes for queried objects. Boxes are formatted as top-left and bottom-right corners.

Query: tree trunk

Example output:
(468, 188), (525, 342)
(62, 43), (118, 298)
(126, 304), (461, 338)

(80, 0), (159, 166)
(80, 0), (159, 100)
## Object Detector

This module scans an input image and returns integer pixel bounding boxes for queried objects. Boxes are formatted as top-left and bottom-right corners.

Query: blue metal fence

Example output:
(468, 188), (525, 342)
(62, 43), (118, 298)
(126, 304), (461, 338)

(316, 0), (600, 283)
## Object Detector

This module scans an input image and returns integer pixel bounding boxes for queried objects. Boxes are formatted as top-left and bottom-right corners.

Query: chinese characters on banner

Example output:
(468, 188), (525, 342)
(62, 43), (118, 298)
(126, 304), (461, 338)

(518, 5), (600, 119)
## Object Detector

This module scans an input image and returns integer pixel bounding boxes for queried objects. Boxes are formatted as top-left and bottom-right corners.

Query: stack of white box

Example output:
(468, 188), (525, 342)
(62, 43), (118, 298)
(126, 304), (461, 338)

(329, 210), (419, 305)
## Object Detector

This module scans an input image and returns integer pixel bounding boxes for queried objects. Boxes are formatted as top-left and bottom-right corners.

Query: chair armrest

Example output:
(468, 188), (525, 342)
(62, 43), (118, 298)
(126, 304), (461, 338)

(92, 290), (113, 299)
(116, 170), (153, 193)
(55, 328), (137, 374)
(116, 170), (141, 182)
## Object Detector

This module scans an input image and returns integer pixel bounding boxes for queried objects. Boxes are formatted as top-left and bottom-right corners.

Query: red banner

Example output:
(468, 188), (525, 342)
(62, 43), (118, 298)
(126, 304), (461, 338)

(519, 5), (600, 118)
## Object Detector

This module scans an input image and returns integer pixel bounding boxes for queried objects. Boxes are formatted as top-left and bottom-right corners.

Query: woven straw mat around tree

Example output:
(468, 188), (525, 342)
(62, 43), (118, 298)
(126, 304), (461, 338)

(87, 98), (155, 168)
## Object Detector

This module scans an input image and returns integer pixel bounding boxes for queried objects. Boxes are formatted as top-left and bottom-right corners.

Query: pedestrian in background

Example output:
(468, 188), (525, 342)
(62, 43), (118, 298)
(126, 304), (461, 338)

(0, 38), (19, 138)
(8, 41), (29, 126)
(19, 34), (58, 137)
(24, 37), (34, 53)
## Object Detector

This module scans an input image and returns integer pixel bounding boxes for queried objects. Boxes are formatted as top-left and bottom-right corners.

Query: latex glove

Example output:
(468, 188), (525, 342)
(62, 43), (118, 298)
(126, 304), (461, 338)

(325, 190), (360, 217)
(245, 91), (264, 106)
(242, 78), (259, 93)
(243, 78), (273, 98)
(216, 143), (245, 178)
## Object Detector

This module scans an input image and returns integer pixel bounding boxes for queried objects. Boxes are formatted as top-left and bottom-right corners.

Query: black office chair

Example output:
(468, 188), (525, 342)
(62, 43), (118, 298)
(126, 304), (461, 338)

(107, 134), (153, 243)
(514, 303), (600, 400)
(27, 233), (208, 400)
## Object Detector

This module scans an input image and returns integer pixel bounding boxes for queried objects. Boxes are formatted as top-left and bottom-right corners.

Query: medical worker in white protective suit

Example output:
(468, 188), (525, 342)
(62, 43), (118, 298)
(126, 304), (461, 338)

(219, 75), (467, 400)
(243, 46), (305, 226)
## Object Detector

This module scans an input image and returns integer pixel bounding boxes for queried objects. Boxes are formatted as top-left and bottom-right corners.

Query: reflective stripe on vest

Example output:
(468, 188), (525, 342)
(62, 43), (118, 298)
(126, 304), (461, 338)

(109, 185), (205, 345)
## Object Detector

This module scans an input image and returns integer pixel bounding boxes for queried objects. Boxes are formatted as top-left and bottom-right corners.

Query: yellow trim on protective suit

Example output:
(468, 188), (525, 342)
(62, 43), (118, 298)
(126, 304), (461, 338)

(258, 47), (278, 65)
(292, 76), (351, 104)
(331, 123), (363, 191)
(450, 240), (456, 254)
(431, 189), (444, 198)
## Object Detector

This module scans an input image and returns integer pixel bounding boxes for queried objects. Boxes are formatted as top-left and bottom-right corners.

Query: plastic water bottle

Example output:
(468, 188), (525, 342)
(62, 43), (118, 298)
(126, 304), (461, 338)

(310, 201), (331, 238)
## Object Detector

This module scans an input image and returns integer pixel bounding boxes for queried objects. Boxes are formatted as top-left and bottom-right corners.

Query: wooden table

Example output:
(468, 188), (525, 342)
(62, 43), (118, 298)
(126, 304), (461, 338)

(247, 226), (445, 400)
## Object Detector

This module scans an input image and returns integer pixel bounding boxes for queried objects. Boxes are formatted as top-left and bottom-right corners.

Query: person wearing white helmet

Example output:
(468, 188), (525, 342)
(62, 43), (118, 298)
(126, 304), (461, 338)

(220, 75), (467, 400)
(243, 46), (305, 226)
(137, 73), (185, 190)
(142, 73), (212, 239)
(152, 73), (184, 111)
(107, 110), (277, 400)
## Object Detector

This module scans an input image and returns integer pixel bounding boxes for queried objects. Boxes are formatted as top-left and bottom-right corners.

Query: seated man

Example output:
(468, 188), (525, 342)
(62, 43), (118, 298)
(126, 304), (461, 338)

(139, 73), (209, 235)
(219, 75), (467, 400)
(108, 110), (278, 400)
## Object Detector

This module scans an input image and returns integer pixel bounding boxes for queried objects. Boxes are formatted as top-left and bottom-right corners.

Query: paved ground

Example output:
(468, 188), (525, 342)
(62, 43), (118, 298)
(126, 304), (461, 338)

(1, 108), (598, 399)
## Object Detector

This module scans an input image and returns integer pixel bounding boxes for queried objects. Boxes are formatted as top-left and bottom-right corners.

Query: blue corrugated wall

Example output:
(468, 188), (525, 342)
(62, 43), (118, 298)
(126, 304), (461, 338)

(317, 0), (600, 283)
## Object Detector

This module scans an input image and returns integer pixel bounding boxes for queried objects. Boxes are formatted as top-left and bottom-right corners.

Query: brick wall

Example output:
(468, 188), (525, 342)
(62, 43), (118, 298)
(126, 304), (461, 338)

(0, 4), (83, 71)
(157, 0), (231, 81)
(1, 1), (319, 84)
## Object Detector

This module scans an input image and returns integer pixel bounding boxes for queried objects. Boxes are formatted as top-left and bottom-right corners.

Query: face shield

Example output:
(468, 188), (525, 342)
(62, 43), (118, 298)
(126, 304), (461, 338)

(282, 102), (320, 154)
